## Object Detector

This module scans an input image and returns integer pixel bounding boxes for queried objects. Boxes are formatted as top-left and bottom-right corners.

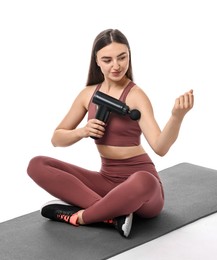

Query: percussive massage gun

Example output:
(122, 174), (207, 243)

(91, 91), (141, 139)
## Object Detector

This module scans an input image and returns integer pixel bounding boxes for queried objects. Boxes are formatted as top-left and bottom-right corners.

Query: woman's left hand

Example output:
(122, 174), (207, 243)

(172, 89), (194, 119)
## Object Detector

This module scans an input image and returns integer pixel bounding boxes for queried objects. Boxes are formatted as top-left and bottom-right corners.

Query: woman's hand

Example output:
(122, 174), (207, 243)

(81, 119), (105, 139)
(172, 89), (194, 120)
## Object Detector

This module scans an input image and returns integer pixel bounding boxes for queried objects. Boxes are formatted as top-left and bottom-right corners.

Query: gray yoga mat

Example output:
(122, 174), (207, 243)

(1, 162), (217, 260)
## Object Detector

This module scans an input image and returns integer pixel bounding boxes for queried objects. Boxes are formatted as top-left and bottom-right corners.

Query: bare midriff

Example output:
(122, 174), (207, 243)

(97, 144), (146, 159)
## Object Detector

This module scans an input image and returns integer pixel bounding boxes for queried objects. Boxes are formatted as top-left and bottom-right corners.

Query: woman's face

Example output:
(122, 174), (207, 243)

(96, 42), (129, 82)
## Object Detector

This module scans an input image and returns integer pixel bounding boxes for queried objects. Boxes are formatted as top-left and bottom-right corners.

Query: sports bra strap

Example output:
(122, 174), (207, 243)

(119, 81), (135, 102)
(94, 81), (135, 102)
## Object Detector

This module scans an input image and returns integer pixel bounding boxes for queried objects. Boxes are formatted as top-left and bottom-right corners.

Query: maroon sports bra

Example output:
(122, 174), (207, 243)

(87, 81), (142, 146)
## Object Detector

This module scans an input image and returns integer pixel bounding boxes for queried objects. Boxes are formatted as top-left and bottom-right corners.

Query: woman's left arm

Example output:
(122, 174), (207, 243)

(130, 88), (194, 156)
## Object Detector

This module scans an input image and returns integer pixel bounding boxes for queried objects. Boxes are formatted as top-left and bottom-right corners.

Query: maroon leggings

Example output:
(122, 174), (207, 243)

(27, 153), (164, 224)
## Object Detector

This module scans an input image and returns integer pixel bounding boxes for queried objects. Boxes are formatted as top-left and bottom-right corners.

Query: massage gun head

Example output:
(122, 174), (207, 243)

(129, 109), (141, 120)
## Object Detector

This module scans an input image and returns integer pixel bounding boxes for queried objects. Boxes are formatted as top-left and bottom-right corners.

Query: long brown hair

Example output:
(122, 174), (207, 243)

(86, 29), (133, 86)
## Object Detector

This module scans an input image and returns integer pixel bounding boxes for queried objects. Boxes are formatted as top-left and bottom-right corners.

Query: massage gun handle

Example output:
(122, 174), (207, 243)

(95, 105), (110, 123)
(90, 106), (110, 140)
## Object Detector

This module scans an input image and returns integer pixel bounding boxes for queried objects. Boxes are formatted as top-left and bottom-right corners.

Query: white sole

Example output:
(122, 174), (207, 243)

(122, 213), (133, 237)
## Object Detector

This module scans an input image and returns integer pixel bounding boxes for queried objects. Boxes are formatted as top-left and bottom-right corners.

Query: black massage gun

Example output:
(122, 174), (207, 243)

(91, 91), (141, 139)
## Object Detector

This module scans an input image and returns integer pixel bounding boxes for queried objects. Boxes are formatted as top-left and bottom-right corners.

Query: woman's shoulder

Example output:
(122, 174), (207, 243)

(127, 83), (152, 106)
(129, 83), (149, 98)
(77, 85), (99, 109)
(78, 84), (98, 97)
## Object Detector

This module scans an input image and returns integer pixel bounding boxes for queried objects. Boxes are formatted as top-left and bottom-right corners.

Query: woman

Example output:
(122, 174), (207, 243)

(27, 29), (194, 238)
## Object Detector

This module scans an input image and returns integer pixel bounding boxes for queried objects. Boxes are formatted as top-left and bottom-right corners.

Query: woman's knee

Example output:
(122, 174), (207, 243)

(132, 172), (164, 218)
(27, 155), (47, 179)
(129, 171), (160, 197)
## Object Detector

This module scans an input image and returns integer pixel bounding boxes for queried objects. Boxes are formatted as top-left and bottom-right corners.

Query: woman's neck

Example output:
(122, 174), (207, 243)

(101, 77), (130, 94)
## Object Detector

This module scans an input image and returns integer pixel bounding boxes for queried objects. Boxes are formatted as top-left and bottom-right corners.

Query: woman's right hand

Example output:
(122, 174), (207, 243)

(81, 119), (105, 139)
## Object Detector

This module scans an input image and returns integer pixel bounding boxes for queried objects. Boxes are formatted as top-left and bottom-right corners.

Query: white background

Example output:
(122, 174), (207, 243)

(1, 0), (217, 223)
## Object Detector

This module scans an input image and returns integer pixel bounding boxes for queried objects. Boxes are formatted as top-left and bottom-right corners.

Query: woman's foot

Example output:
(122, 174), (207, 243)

(41, 200), (133, 237)
(40, 199), (82, 226)
(105, 213), (133, 238)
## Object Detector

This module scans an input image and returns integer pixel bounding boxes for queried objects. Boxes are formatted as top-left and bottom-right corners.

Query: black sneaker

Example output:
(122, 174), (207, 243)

(40, 199), (81, 225)
(114, 213), (133, 238)
(105, 213), (133, 238)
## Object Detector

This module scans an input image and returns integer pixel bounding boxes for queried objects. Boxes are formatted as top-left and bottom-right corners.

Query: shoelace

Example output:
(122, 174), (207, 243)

(57, 211), (72, 223)
(104, 219), (118, 226)
(56, 210), (79, 226)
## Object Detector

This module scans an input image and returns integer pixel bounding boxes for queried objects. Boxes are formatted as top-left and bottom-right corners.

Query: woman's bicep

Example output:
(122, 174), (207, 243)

(134, 92), (161, 149)
(139, 105), (161, 144)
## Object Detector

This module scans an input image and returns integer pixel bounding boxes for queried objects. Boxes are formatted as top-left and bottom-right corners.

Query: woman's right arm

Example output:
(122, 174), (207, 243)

(51, 87), (105, 147)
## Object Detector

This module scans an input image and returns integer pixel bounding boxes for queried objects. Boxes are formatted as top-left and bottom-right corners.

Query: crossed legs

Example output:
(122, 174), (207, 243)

(27, 155), (164, 224)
